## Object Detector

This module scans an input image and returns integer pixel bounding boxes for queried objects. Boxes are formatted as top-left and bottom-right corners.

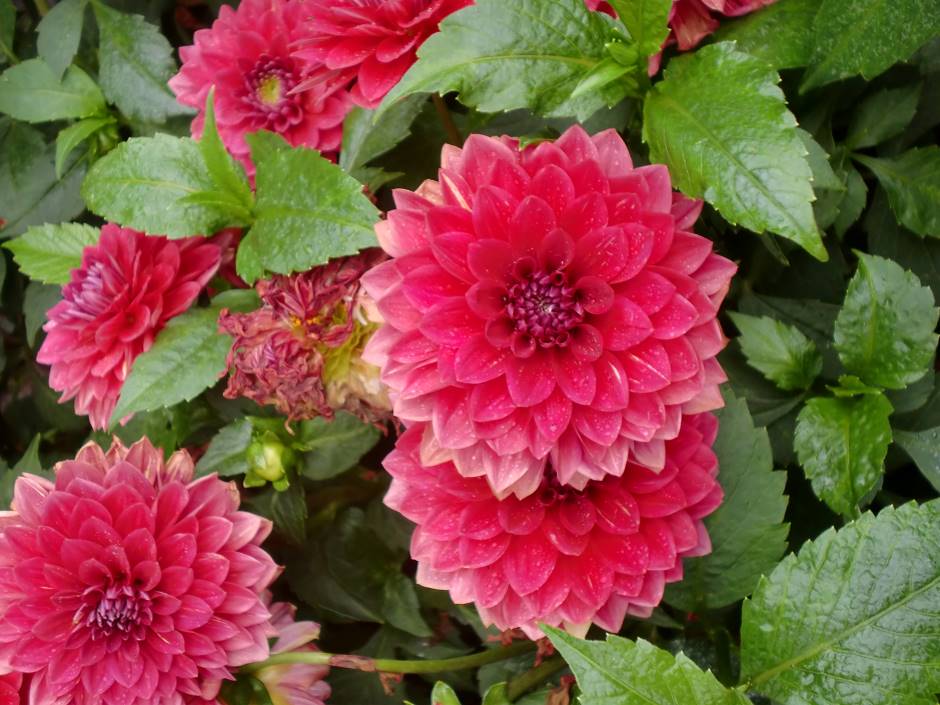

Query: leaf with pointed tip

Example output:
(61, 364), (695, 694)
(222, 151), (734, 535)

(730, 312), (822, 391)
(4, 222), (99, 284)
(894, 427), (940, 493)
(608, 0), (671, 57)
(0, 60), (105, 123)
(55, 116), (114, 179)
(855, 148), (940, 238)
(847, 83), (922, 150)
(713, 0), (817, 70)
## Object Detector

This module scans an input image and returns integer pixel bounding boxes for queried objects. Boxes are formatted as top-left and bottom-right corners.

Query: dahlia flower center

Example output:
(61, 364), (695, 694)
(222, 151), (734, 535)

(75, 581), (153, 639)
(505, 267), (583, 348)
(244, 55), (303, 129)
(537, 472), (581, 506)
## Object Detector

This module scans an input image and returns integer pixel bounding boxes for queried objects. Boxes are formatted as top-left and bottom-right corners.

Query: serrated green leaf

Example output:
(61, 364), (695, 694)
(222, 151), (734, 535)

(4, 222), (99, 284)
(82, 134), (242, 237)
(296, 412), (381, 480)
(730, 312), (822, 391)
(37, 0), (87, 78)
(846, 83), (922, 150)
(832, 164), (867, 239)
(195, 418), (253, 478)
(894, 427), (940, 493)
(608, 0), (671, 57)
(643, 42), (824, 260)
(341, 96), (426, 178)
(712, 0), (817, 70)
(798, 128), (842, 192)
(0, 0), (14, 66)
(236, 134), (378, 283)
(795, 393), (893, 517)
(377, 0), (628, 122)
(546, 628), (750, 705)
(55, 116), (114, 179)
(666, 390), (788, 611)
(742, 500), (940, 705)
(0, 60), (105, 123)
(855, 147), (940, 237)
(802, 0), (940, 91)
(92, 2), (192, 123)
(834, 252), (939, 389)
(199, 90), (253, 216)
(110, 290), (259, 424)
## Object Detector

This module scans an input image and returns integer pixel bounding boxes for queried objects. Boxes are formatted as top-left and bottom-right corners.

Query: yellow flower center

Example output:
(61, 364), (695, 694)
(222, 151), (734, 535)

(257, 75), (283, 106)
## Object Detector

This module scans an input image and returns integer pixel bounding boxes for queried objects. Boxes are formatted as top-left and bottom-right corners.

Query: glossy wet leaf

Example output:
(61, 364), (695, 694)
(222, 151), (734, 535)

(4, 222), (99, 284)
(713, 0), (817, 70)
(729, 312), (822, 391)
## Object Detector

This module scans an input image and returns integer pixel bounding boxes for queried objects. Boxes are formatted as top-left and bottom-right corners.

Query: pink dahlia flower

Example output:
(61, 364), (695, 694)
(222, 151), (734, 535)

(169, 0), (352, 173)
(0, 438), (279, 705)
(0, 673), (21, 705)
(220, 250), (391, 423)
(37, 224), (220, 431)
(293, 0), (473, 109)
(362, 126), (735, 498)
(385, 414), (723, 639)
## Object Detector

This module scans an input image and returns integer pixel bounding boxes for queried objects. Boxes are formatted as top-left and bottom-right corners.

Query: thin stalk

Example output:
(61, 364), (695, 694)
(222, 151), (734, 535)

(432, 93), (462, 145)
(506, 655), (567, 701)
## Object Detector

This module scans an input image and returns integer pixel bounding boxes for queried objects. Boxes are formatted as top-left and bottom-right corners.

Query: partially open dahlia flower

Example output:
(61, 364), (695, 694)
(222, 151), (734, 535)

(220, 251), (390, 423)
(362, 126), (735, 498)
(292, 0), (473, 109)
(37, 224), (220, 430)
(0, 438), (279, 705)
(169, 0), (352, 172)
(385, 414), (722, 638)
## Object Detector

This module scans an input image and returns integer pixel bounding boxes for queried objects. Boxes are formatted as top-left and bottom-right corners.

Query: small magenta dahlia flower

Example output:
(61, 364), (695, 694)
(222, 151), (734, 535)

(0, 673), (21, 705)
(219, 251), (390, 423)
(362, 126), (735, 498)
(37, 224), (220, 431)
(0, 438), (279, 705)
(292, 0), (473, 109)
(169, 0), (352, 172)
(384, 414), (722, 639)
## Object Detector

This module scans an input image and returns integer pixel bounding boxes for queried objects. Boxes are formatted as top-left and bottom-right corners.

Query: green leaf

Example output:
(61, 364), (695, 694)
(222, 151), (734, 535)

(4, 222), (99, 284)
(846, 83), (922, 150)
(271, 480), (307, 546)
(199, 90), (253, 217)
(643, 42), (824, 260)
(82, 134), (243, 237)
(894, 427), (940, 492)
(92, 2), (192, 123)
(666, 390), (788, 611)
(110, 290), (259, 424)
(0, 0), (14, 66)
(382, 572), (432, 637)
(802, 0), (940, 91)
(855, 147), (940, 237)
(834, 252), (939, 389)
(794, 393), (893, 517)
(376, 0), (629, 122)
(37, 0), (87, 78)
(832, 164), (867, 239)
(798, 128), (842, 192)
(296, 412), (381, 480)
(546, 628), (750, 705)
(195, 418), (253, 477)
(430, 682), (462, 705)
(236, 134), (379, 283)
(741, 500), (940, 705)
(55, 116), (115, 179)
(23, 282), (60, 346)
(340, 96), (426, 179)
(570, 57), (632, 99)
(712, 0), (817, 70)
(608, 0), (671, 57)
(12, 434), (42, 474)
(729, 312), (822, 391)
(0, 60), (105, 123)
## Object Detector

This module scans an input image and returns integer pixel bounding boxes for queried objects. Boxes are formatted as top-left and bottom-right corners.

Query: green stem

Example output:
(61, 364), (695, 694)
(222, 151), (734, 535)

(506, 655), (567, 701)
(248, 640), (536, 675)
(432, 93), (462, 146)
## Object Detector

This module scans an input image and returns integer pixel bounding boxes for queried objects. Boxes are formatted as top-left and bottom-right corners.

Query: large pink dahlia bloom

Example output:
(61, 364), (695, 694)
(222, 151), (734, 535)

(293, 0), (473, 109)
(362, 126), (735, 498)
(385, 414), (723, 639)
(169, 0), (352, 172)
(37, 225), (220, 431)
(0, 438), (279, 705)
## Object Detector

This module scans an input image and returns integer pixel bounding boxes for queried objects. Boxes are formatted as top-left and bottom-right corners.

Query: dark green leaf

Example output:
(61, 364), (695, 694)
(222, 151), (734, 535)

(794, 393), (893, 516)
(0, 60), (105, 123)
(894, 427), (940, 492)
(55, 116), (115, 179)
(667, 390), (789, 611)
(643, 42), (823, 259)
(296, 412), (381, 480)
(546, 628), (750, 705)
(802, 0), (940, 91)
(12, 434), (42, 475)
(608, 0), (671, 57)
(832, 164), (867, 239)
(0, 0), (14, 66)
(37, 0), (87, 78)
(798, 128), (842, 192)
(340, 96), (426, 178)
(376, 0), (628, 122)
(382, 572), (432, 637)
(855, 147), (940, 237)
(23, 282), (60, 346)
(741, 500), (940, 705)
(712, 0), (817, 70)
(195, 418), (253, 477)
(729, 312), (822, 391)
(721, 345), (806, 427)
(846, 83), (922, 150)
(4, 222), (99, 284)
(92, 2), (192, 122)
(236, 134), (379, 283)
(834, 252), (938, 389)
(271, 480), (307, 546)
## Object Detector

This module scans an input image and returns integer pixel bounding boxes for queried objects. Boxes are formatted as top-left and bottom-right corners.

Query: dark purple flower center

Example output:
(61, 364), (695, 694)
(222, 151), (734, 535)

(244, 55), (304, 132)
(76, 581), (153, 639)
(505, 267), (584, 348)
(537, 471), (581, 506)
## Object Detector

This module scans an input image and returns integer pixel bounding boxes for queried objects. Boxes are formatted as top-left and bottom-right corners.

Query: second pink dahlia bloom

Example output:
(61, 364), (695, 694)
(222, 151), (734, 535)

(385, 414), (723, 639)
(37, 224), (220, 430)
(169, 0), (352, 173)
(362, 126), (735, 498)
(0, 438), (279, 705)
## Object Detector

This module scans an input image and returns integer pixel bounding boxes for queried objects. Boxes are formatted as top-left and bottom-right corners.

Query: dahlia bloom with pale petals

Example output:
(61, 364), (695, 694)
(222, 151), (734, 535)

(362, 126), (735, 498)
(37, 225), (220, 431)
(385, 414), (723, 639)
(220, 250), (390, 423)
(169, 0), (352, 172)
(292, 0), (473, 109)
(0, 438), (279, 705)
